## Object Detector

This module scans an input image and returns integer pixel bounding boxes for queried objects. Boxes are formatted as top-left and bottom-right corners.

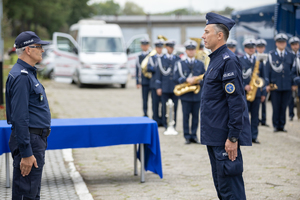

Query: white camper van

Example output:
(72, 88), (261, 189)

(52, 20), (130, 88)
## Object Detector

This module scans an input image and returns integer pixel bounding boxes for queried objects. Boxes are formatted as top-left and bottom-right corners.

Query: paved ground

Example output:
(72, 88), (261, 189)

(42, 78), (300, 200)
(0, 150), (79, 200)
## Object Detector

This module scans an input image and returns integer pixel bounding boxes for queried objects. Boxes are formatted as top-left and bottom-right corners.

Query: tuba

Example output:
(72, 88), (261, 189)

(190, 37), (202, 59)
(141, 35), (168, 79)
(246, 54), (266, 102)
(173, 74), (204, 96)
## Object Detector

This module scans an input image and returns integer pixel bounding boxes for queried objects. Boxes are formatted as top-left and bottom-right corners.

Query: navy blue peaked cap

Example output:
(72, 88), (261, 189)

(14, 31), (49, 48)
(206, 12), (235, 31)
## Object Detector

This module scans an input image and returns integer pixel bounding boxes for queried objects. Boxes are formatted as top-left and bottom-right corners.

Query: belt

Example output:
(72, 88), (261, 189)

(29, 127), (51, 137)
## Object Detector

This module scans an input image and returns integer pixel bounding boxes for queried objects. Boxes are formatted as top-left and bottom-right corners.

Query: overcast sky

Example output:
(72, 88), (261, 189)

(88, 0), (277, 13)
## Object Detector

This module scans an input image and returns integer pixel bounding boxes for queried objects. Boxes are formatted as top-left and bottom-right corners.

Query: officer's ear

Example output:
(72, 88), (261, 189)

(24, 46), (31, 56)
(217, 32), (224, 41)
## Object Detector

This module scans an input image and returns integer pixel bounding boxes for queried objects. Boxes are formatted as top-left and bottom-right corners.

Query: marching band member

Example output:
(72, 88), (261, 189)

(288, 36), (300, 121)
(174, 40), (205, 144)
(226, 39), (238, 54)
(266, 33), (295, 132)
(147, 39), (164, 126)
(256, 39), (269, 126)
(155, 40), (180, 128)
(240, 38), (266, 144)
(136, 38), (151, 117)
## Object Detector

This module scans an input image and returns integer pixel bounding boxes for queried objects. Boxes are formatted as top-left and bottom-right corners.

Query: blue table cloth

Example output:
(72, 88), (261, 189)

(0, 117), (163, 178)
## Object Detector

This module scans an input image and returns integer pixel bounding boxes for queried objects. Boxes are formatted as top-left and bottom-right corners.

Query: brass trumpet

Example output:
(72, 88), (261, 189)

(141, 35), (168, 79)
(174, 74), (204, 96)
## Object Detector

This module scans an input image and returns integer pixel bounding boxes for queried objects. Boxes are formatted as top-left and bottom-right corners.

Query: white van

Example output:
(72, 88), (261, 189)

(52, 20), (132, 88)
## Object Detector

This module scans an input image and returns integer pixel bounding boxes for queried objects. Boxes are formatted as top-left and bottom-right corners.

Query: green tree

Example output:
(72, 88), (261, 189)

(91, 0), (121, 15)
(217, 7), (234, 15)
(122, 1), (145, 15)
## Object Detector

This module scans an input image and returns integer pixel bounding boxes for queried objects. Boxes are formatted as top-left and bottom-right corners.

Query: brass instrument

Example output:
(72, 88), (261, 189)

(173, 74), (204, 96)
(164, 99), (178, 135)
(190, 37), (210, 70)
(268, 83), (278, 91)
(141, 35), (168, 78)
(246, 54), (266, 102)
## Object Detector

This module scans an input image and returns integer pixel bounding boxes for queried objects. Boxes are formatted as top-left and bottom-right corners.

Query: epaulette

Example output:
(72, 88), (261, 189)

(269, 50), (276, 54)
(222, 52), (230, 60)
(21, 69), (28, 75)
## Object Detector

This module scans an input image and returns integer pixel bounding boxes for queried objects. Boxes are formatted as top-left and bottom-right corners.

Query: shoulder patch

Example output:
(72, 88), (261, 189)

(21, 69), (28, 74)
(225, 83), (235, 94)
(223, 52), (230, 60)
(223, 72), (235, 78)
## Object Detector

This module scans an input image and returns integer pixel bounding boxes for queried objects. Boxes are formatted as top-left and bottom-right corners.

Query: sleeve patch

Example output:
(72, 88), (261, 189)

(225, 83), (235, 94)
(223, 52), (230, 60)
(223, 72), (234, 78)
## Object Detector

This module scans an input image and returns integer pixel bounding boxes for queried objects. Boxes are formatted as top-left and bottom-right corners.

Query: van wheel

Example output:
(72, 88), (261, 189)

(49, 70), (55, 80)
(77, 74), (84, 88)
(121, 84), (126, 88)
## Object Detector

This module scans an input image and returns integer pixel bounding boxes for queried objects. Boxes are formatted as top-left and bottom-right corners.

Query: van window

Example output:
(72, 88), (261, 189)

(128, 38), (142, 53)
(57, 36), (76, 53)
(82, 37), (124, 53)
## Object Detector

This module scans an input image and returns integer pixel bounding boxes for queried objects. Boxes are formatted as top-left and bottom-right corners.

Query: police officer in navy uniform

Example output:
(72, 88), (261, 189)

(288, 36), (300, 121)
(147, 39), (164, 126)
(240, 38), (266, 144)
(201, 13), (251, 199)
(174, 40), (205, 144)
(291, 46), (300, 119)
(6, 31), (51, 200)
(256, 39), (269, 126)
(155, 40), (181, 128)
(226, 39), (238, 54)
(266, 33), (296, 132)
(136, 38), (151, 117)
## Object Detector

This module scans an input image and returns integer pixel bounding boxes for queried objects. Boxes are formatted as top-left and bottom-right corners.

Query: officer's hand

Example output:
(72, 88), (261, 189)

(261, 95), (266, 103)
(20, 155), (38, 177)
(292, 85), (297, 91)
(244, 85), (251, 92)
(266, 85), (271, 93)
(225, 139), (238, 161)
(156, 89), (162, 96)
(136, 84), (141, 89)
(186, 77), (195, 84)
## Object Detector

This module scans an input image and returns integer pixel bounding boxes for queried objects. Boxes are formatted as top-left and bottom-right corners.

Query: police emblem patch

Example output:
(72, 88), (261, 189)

(225, 83), (235, 94)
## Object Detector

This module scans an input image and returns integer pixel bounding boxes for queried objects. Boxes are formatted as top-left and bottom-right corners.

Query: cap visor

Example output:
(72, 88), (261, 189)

(36, 40), (50, 45)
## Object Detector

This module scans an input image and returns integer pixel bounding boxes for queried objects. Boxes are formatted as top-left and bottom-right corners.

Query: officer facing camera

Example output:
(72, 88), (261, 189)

(6, 31), (51, 200)
(201, 12), (251, 200)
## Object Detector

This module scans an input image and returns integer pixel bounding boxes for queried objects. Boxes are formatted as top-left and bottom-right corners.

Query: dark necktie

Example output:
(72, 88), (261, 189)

(249, 56), (252, 63)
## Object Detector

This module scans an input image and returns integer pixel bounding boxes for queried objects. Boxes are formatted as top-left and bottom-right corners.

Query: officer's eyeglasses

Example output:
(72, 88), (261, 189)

(24, 45), (43, 50)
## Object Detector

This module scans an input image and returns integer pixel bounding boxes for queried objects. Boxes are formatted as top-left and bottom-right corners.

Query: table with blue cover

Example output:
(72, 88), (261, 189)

(0, 117), (163, 187)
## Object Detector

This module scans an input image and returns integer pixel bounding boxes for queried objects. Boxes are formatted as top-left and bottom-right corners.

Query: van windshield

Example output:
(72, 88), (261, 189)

(81, 37), (124, 53)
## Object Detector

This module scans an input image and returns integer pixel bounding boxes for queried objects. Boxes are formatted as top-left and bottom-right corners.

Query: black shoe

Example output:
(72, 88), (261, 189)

(185, 139), (191, 144)
(289, 117), (293, 121)
(261, 123), (269, 127)
(273, 128), (280, 132)
(278, 128), (287, 132)
(158, 123), (164, 127)
(190, 138), (201, 144)
(252, 139), (260, 144)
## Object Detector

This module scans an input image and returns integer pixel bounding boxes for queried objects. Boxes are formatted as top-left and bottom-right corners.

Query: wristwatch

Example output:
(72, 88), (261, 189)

(228, 137), (238, 143)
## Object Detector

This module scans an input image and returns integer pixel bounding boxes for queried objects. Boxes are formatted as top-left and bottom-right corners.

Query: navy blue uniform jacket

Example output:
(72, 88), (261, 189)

(265, 50), (295, 91)
(174, 59), (206, 102)
(136, 52), (150, 85)
(239, 55), (267, 97)
(200, 45), (251, 146)
(147, 54), (160, 89)
(6, 59), (51, 158)
(155, 54), (181, 93)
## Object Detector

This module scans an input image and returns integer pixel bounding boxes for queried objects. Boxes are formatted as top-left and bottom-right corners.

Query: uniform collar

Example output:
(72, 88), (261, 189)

(245, 53), (255, 60)
(17, 59), (37, 72)
(186, 57), (195, 63)
(157, 53), (163, 58)
(166, 53), (173, 59)
(276, 48), (285, 56)
(142, 51), (149, 55)
(209, 44), (227, 60)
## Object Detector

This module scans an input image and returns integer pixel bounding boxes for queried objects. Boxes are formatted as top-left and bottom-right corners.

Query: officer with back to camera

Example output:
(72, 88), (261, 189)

(155, 40), (181, 128)
(136, 38), (151, 117)
(6, 31), (51, 200)
(201, 12), (251, 199)
(147, 39), (164, 126)
(265, 33), (296, 132)
(291, 38), (300, 119)
(226, 38), (238, 54)
(174, 39), (205, 144)
(255, 39), (269, 126)
(240, 38), (266, 144)
(288, 36), (300, 121)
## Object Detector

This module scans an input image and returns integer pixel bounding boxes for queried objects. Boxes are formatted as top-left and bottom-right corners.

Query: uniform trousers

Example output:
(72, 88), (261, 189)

(207, 146), (246, 200)
(247, 97), (260, 140)
(161, 93), (178, 128)
(260, 99), (266, 124)
(271, 90), (292, 129)
(141, 85), (151, 117)
(288, 92), (295, 119)
(151, 89), (162, 125)
(181, 100), (200, 140)
(9, 130), (48, 200)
